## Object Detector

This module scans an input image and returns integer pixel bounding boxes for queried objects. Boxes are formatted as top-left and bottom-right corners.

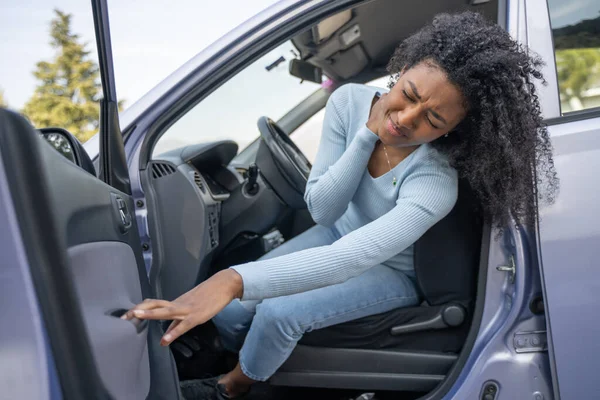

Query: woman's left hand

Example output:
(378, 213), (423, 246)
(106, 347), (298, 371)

(122, 269), (244, 346)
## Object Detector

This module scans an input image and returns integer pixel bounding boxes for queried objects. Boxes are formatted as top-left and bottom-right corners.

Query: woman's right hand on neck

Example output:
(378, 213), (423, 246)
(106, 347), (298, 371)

(367, 92), (387, 135)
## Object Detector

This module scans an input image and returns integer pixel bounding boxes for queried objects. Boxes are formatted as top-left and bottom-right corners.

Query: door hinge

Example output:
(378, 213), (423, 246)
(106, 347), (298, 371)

(496, 255), (516, 283)
(514, 331), (548, 353)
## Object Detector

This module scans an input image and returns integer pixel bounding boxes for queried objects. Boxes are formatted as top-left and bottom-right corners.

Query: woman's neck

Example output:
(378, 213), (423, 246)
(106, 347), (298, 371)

(380, 142), (420, 164)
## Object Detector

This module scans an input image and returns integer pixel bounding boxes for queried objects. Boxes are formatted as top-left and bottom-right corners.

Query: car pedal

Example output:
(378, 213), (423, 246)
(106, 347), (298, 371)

(354, 394), (376, 400)
(179, 335), (201, 352)
(170, 342), (193, 359)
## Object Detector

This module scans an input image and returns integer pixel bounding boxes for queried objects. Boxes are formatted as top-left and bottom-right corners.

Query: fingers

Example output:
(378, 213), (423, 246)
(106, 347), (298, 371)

(165, 320), (180, 335)
(138, 298), (172, 310)
(131, 305), (188, 321)
(121, 299), (176, 321)
(161, 318), (194, 345)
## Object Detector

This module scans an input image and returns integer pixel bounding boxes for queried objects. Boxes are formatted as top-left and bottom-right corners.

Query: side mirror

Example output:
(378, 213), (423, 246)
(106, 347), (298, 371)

(40, 128), (77, 163)
(39, 127), (96, 176)
(289, 59), (323, 84)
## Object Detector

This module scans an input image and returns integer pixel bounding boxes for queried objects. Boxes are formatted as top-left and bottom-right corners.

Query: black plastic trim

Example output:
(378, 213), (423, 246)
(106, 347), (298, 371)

(0, 109), (112, 400)
(92, 0), (131, 194)
(544, 107), (600, 126)
(98, 98), (131, 195)
(272, 372), (445, 392)
(419, 221), (492, 400)
(277, 346), (457, 375)
(91, 0), (117, 102)
(271, 346), (457, 392)
(389, 304), (466, 335)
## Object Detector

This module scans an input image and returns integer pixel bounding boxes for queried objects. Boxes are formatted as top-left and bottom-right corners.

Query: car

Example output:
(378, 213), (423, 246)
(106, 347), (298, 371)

(1, 0), (599, 399)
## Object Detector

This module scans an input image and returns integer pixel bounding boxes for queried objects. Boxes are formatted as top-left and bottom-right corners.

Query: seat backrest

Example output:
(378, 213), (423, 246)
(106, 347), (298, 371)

(413, 181), (483, 306)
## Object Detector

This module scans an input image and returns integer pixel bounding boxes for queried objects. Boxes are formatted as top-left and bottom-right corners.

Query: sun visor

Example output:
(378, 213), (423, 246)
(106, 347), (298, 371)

(312, 10), (352, 43)
(327, 44), (369, 79)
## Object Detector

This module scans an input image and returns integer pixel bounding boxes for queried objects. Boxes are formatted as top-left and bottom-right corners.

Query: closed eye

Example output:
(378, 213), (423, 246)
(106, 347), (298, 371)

(426, 116), (440, 129)
(402, 89), (416, 103)
(404, 89), (440, 129)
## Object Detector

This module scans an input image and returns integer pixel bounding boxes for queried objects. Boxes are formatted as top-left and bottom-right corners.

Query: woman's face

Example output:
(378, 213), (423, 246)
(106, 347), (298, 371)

(377, 62), (467, 148)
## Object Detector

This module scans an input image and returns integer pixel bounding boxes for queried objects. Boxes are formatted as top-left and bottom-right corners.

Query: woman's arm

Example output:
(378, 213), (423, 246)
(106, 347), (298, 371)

(123, 156), (456, 345)
(234, 163), (458, 300)
(304, 85), (379, 226)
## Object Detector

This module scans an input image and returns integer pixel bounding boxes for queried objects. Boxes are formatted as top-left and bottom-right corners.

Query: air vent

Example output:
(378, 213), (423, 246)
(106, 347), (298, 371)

(194, 172), (206, 194)
(151, 162), (176, 179)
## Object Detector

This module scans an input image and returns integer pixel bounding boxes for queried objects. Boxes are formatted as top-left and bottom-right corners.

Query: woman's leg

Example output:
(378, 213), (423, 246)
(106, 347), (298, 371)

(212, 224), (340, 352)
(220, 265), (419, 396)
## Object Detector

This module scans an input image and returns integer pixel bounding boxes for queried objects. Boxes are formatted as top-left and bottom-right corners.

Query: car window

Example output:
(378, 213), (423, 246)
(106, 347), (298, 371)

(548, 0), (600, 114)
(152, 41), (323, 157)
(291, 75), (392, 163)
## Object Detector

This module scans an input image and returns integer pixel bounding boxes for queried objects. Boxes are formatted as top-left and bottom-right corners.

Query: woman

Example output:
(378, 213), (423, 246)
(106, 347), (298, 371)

(124, 11), (558, 399)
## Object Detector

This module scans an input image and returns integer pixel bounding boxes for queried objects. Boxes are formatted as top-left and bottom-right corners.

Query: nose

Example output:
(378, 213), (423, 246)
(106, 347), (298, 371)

(395, 105), (420, 130)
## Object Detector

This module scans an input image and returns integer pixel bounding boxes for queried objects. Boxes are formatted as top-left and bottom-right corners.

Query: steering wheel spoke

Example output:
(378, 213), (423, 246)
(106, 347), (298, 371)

(255, 116), (311, 209)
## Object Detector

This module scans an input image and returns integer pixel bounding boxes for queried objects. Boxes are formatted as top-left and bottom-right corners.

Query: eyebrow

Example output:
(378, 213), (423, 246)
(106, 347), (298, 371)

(407, 80), (448, 125)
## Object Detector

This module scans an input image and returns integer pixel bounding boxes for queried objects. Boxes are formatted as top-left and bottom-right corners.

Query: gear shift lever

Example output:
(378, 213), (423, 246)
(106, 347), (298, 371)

(245, 163), (259, 195)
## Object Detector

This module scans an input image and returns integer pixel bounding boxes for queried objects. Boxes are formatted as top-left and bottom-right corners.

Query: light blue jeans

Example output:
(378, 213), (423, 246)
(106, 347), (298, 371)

(212, 224), (419, 381)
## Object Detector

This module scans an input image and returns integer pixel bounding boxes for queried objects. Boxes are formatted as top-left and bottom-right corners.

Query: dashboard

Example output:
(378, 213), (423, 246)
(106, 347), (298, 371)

(146, 140), (287, 301)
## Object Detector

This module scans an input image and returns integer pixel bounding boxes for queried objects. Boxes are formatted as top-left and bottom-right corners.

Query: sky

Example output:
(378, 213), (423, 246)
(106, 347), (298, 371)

(1, 0), (597, 154)
(547, 0), (600, 28)
(2, 0), (597, 111)
(0, 0), (280, 110)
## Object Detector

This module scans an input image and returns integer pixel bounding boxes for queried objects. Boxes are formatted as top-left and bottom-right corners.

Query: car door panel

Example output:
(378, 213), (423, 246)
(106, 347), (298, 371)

(0, 108), (182, 399)
(38, 127), (152, 399)
(68, 242), (150, 399)
(537, 116), (600, 400)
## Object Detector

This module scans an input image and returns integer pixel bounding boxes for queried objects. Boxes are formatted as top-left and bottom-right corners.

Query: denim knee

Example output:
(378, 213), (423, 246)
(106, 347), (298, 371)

(212, 300), (255, 352)
(254, 299), (304, 340)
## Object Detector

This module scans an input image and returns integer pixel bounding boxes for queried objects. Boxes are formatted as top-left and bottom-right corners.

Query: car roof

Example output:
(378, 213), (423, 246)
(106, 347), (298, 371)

(292, 0), (499, 82)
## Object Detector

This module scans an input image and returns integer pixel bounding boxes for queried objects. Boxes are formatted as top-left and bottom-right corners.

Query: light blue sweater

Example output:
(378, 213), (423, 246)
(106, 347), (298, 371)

(232, 84), (458, 301)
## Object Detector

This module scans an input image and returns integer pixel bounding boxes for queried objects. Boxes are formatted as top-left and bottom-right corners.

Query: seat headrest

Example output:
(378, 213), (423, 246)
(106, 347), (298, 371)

(414, 181), (483, 306)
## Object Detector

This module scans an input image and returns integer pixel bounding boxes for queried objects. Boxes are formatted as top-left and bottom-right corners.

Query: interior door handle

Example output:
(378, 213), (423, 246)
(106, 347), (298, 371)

(110, 193), (132, 233)
(109, 309), (148, 334)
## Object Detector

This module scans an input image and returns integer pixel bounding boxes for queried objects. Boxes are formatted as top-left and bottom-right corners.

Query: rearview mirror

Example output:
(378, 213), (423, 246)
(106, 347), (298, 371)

(289, 59), (323, 84)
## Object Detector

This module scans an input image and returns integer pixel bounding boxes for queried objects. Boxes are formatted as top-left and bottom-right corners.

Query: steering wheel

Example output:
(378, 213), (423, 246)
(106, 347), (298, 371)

(256, 116), (312, 209)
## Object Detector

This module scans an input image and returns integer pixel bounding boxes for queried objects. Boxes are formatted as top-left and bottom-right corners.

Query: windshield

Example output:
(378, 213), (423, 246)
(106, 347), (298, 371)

(153, 41), (324, 156)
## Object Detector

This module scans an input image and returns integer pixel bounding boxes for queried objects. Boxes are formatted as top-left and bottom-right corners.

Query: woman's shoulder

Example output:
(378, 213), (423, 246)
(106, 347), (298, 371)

(331, 82), (387, 99)
(328, 83), (388, 119)
(408, 144), (458, 181)
(400, 145), (458, 213)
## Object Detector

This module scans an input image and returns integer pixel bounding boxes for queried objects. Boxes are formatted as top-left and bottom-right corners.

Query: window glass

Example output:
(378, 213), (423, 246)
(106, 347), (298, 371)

(291, 76), (392, 163)
(548, 0), (600, 113)
(153, 41), (323, 156)
(107, 0), (279, 112)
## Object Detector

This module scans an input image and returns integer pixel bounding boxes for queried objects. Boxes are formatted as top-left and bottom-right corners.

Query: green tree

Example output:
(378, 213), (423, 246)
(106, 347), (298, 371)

(22, 10), (101, 142)
(555, 48), (600, 107)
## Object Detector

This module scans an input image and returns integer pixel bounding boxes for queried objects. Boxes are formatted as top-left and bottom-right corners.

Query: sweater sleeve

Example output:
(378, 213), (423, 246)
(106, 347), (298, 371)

(232, 161), (458, 301)
(304, 85), (379, 227)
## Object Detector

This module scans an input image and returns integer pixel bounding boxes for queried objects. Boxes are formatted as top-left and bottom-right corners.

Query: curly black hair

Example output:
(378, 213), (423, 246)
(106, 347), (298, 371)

(387, 11), (558, 228)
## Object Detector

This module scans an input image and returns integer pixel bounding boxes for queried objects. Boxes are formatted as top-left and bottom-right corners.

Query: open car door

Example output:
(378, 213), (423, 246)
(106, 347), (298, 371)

(0, 0), (181, 398)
